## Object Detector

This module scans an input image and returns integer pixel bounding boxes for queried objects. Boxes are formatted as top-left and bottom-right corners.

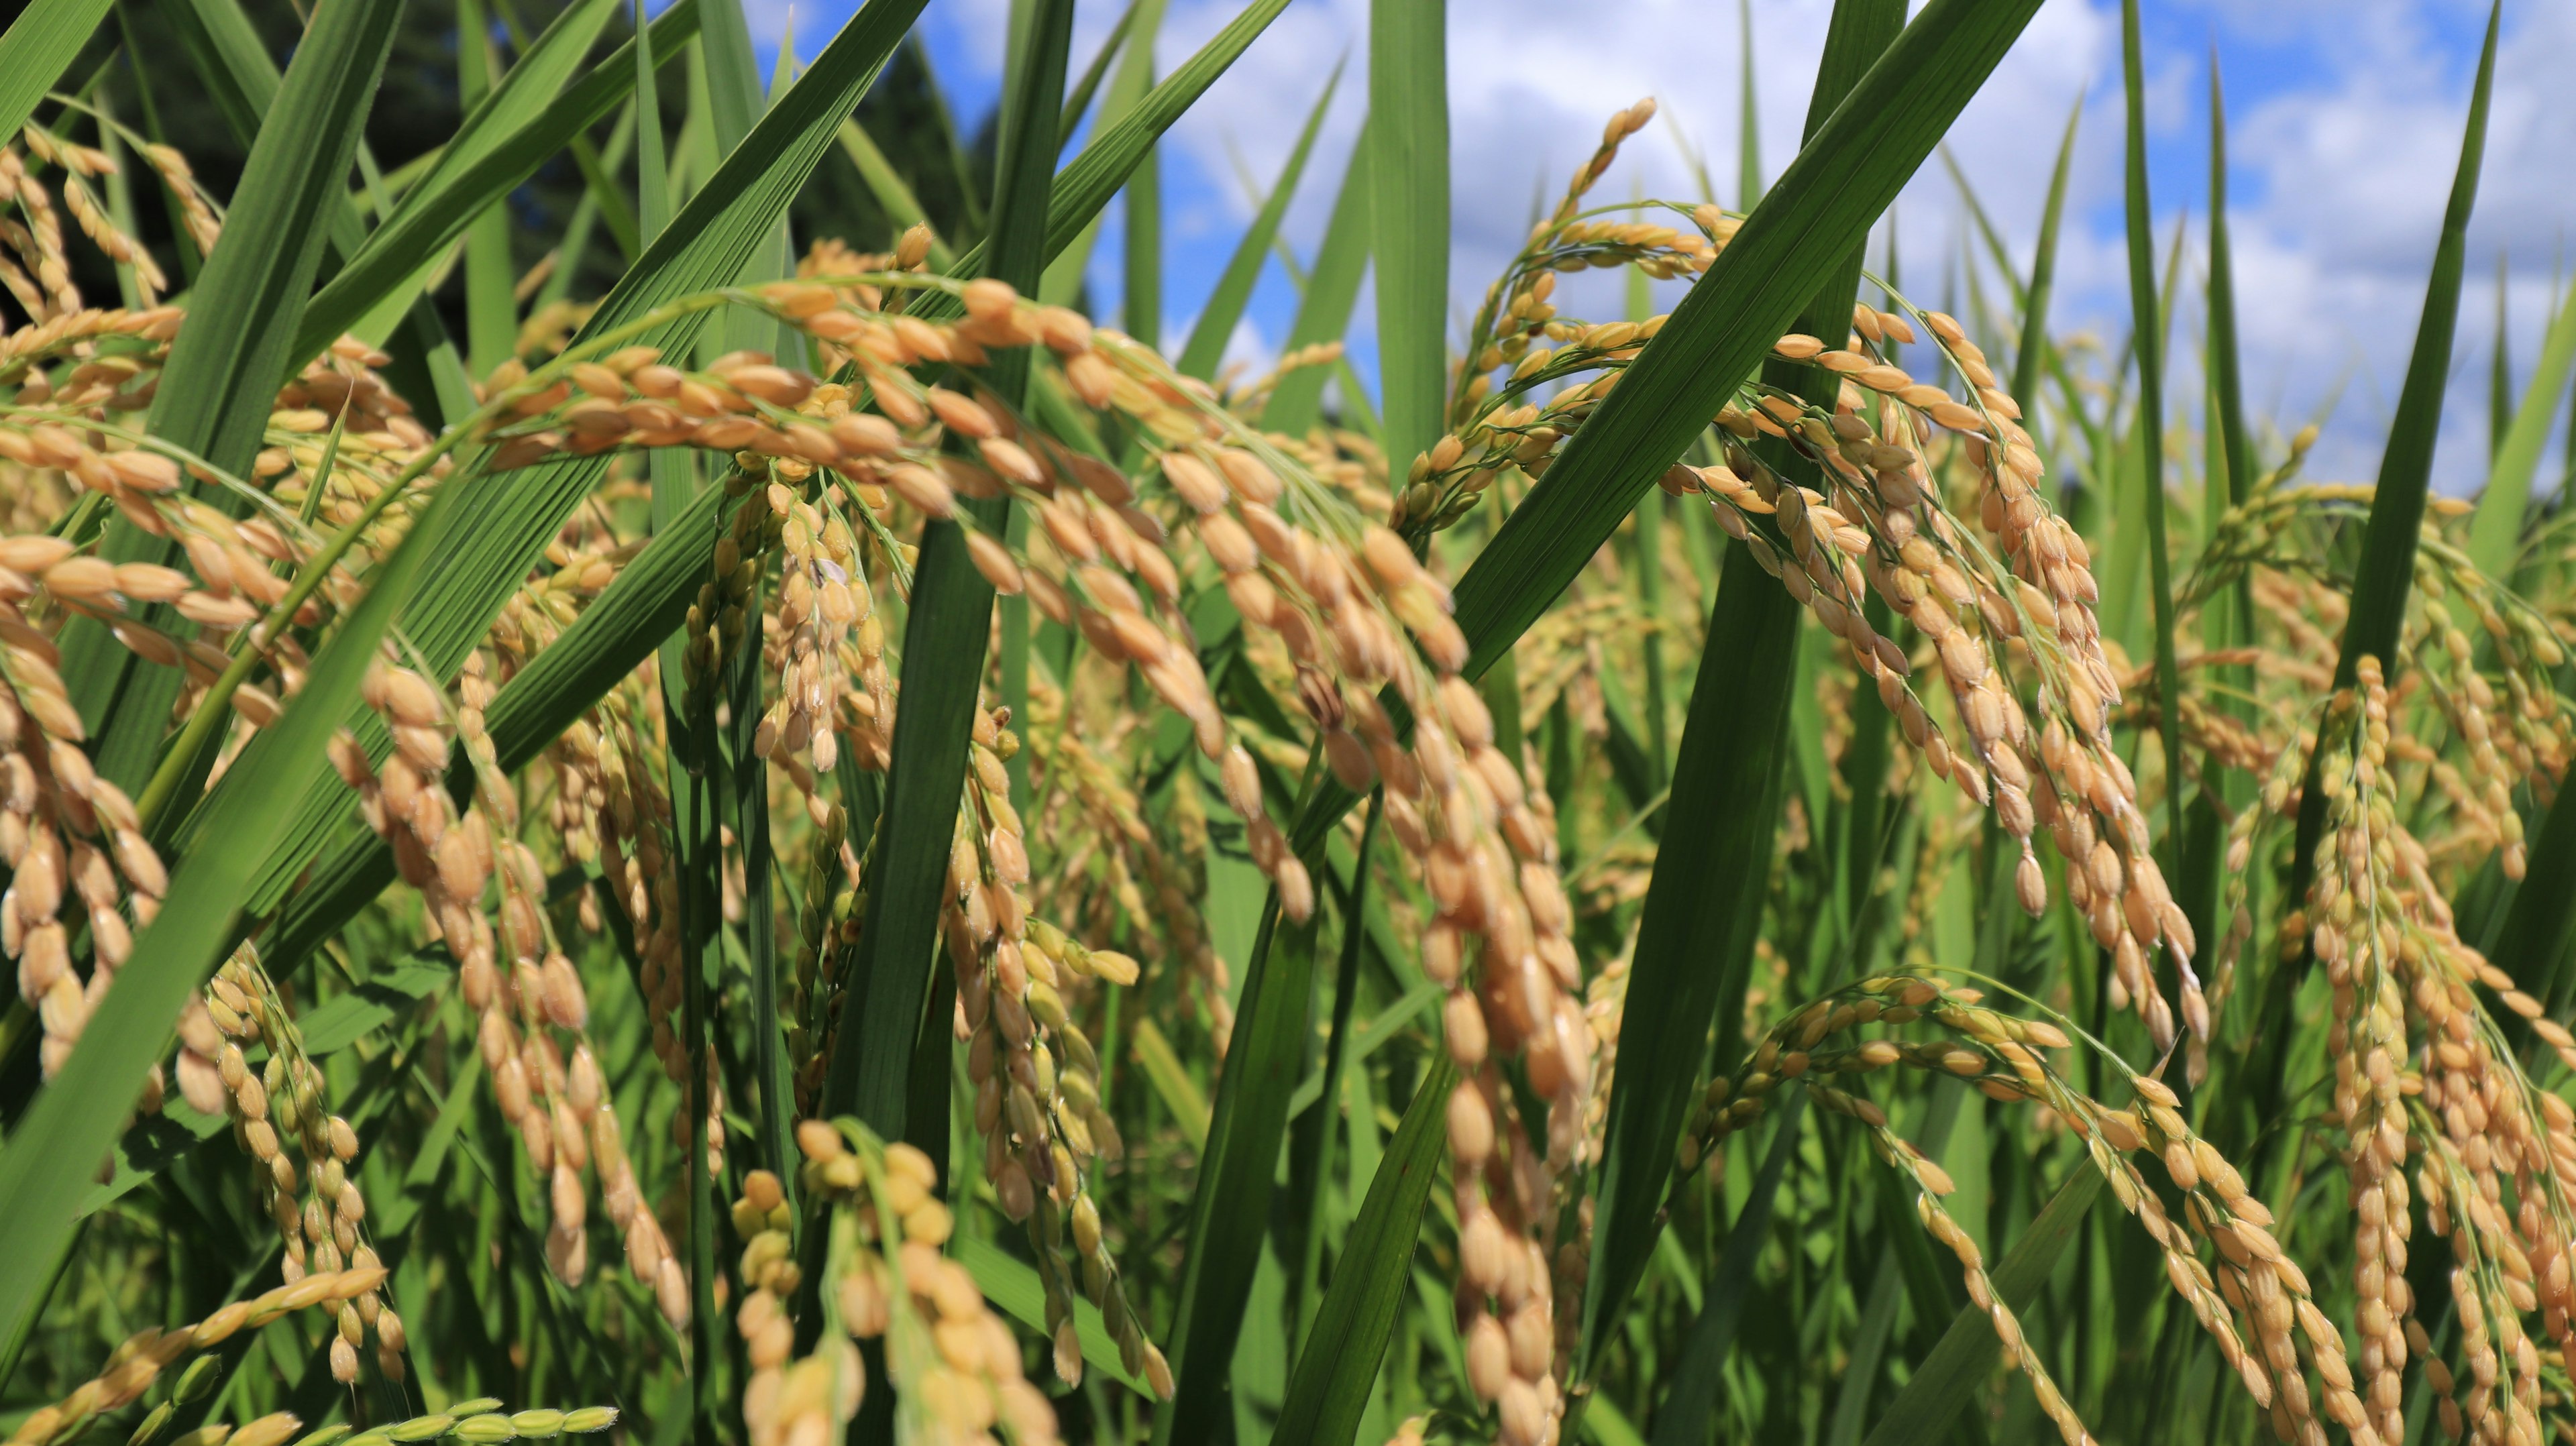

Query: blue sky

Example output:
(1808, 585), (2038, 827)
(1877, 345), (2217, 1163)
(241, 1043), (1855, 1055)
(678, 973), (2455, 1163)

(743, 0), (2571, 492)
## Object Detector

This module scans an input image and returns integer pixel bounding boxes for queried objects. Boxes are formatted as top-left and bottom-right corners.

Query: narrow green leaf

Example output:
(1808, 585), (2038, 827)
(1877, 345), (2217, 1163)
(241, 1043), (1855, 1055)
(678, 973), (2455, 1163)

(1154, 895), (1323, 1446)
(1288, 797), (1381, 1357)
(1058, 0), (1138, 142)
(2205, 56), (2252, 514)
(2511, 789), (2576, 1012)
(0, 444), (464, 1359)
(1132, 1016), (1213, 1146)
(60, 0), (403, 783)
(1735, 0), (1761, 206)
(294, 955), (454, 1056)
(1857, 1168), (2104, 1446)
(836, 116), (952, 260)
(956, 1235), (1151, 1395)
(1646, 1093), (1807, 1445)
(1270, 1054), (1456, 1446)
(1575, 0), (1907, 1386)
(1285, 981), (1436, 1117)
(1176, 60), (1340, 381)
(1040, 0), (1169, 307)
(2270, 3), (2501, 1078)
(540, 101), (641, 302)
(1584, 1397), (1648, 1446)
(633, 0), (670, 239)
(1264, 120), (1373, 436)
(2468, 278), (2576, 579)
(2327, 0), (2500, 685)
(820, 0), (1072, 1146)
(0, 0), (114, 149)
(2121, 0), (2186, 859)
(2492, 253), (2514, 462)
(457, 0), (521, 377)
(2010, 91), (2081, 406)
(295, 0), (705, 359)
(1368, 0), (1448, 471)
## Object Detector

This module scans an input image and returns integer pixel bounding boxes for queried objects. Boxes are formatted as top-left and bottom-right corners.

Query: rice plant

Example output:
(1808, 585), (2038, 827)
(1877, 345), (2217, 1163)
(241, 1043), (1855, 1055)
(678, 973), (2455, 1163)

(0, 0), (2570, 1443)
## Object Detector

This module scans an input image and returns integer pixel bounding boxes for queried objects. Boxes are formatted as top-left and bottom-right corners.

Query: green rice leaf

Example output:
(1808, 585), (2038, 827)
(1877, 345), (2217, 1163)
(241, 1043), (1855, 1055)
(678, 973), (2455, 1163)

(1646, 1093), (1808, 1444)
(58, 0), (404, 789)
(0, 0), (114, 149)
(1264, 119), (1373, 436)
(1040, 0), (1167, 307)
(2267, 3), (2500, 1083)
(819, 0), (1072, 1142)
(2468, 278), (2576, 580)
(1367, 0), (1448, 474)
(1153, 895), (1322, 1445)
(1175, 59), (1340, 382)
(926, 0), (1295, 316)
(1857, 1168), (2102, 1446)
(2121, 0), (2186, 857)
(1269, 1054), (1456, 1446)
(263, 480), (736, 970)
(2328, 0), (2499, 687)
(2010, 91), (2081, 406)
(957, 1235), (1152, 1395)
(236, 0), (932, 922)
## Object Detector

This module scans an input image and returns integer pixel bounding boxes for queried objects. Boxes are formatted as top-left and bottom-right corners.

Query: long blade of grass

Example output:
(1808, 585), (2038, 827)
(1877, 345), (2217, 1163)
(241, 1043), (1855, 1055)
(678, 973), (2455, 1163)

(1041, 0), (1168, 307)
(2267, 3), (2500, 1086)
(1735, 0), (1760, 206)
(2467, 281), (2576, 579)
(456, 0), (520, 377)
(2205, 56), (2252, 514)
(295, 0), (706, 358)
(1264, 119), (1372, 436)
(2323, 1), (2499, 689)
(1368, 0), (1447, 474)
(1175, 59), (1340, 381)
(836, 116), (952, 262)
(1153, 894), (1324, 1445)
(1269, 1054), (1456, 1446)
(2010, 91), (2080, 406)
(1444, 0), (2047, 687)
(2491, 254), (2514, 461)
(1286, 799), (1381, 1357)
(0, 0), (114, 154)
(0, 446), (464, 1359)
(1858, 1167), (2100, 1446)
(1058, 0), (1138, 142)
(2120, 0), (2186, 863)
(2510, 792), (2576, 1012)
(1645, 1091), (1809, 1445)
(1574, 0), (1909, 1385)
(1130, 1017), (1213, 1146)
(819, 0), (1073, 1142)
(955, 1235), (1151, 1394)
